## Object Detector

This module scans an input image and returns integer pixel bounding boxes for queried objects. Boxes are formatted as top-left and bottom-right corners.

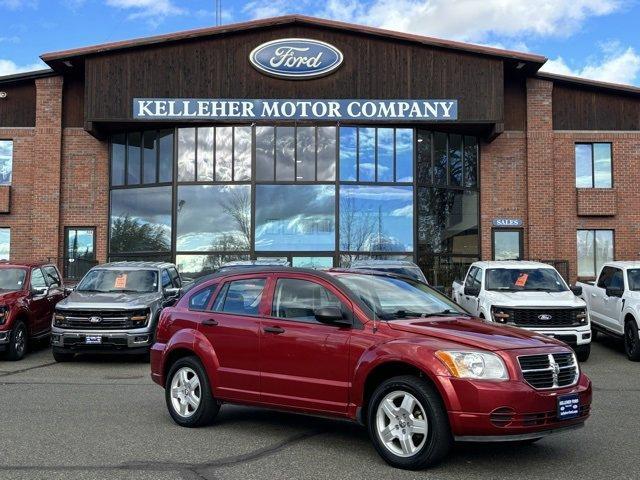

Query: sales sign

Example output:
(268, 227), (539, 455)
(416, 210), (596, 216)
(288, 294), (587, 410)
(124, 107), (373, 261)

(492, 218), (523, 228)
(132, 98), (458, 121)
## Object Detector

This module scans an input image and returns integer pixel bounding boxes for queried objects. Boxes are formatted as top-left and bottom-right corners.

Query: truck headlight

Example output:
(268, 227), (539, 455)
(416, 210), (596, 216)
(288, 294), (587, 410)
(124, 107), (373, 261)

(491, 307), (512, 324)
(53, 312), (65, 326)
(129, 309), (151, 327)
(0, 306), (8, 325)
(576, 309), (588, 325)
(436, 351), (509, 380)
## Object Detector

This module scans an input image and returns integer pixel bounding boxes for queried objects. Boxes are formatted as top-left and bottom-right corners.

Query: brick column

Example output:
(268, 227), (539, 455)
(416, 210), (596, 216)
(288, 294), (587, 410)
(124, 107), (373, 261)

(32, 76), (63, 263)
(525, 78), (555, 259)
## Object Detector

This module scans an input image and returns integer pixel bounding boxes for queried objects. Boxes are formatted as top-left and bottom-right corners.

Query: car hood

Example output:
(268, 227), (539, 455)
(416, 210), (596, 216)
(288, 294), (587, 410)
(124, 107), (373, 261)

(387, 316), (564, 351)
(485, 290), (586, 308)
(56, 291), (159, 310)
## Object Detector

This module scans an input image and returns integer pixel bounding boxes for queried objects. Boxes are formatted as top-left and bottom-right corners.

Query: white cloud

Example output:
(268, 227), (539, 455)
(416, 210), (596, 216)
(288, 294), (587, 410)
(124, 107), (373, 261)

(0, 0), (37, 9)
(0, 36), (20, 43)
(105, 0), (186, 26)
(540, 43), (640, 85)
(0, 59), (47, 76)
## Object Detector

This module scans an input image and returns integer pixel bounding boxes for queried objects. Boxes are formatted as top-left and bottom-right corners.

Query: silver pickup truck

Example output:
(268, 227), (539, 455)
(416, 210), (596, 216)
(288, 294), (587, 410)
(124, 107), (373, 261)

(51, 261), (182, 361)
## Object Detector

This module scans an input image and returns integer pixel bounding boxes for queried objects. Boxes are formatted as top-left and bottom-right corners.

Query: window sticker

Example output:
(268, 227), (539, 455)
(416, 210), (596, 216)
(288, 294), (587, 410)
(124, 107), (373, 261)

(114, 274), (128, 289)
(515, 273), (528, 287)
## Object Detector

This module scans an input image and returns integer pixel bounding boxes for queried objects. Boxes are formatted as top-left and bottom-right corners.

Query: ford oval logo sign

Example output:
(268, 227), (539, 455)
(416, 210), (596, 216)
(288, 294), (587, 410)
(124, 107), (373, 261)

(538, 314), (553, 321)
(249, 38), (344, 79)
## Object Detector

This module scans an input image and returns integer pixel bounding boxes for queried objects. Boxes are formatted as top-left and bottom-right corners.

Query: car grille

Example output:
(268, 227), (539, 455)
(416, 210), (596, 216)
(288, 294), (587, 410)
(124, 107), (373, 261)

(489, 405), (590, 427)
(499, 308), (584, 327)
(517, 352), (579, 390)
(55, 309), (149, 330)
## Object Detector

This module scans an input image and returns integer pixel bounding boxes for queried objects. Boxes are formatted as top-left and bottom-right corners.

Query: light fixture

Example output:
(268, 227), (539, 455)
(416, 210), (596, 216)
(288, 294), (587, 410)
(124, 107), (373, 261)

(516, 62), (526, 70)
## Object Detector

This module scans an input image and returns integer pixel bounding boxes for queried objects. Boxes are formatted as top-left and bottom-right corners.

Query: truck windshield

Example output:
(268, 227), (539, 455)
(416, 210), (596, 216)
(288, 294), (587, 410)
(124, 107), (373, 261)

(0, 268), (26, 292)
(627, 269), (640, 291)
(76, 269), (158, 293)
(485, 268), (567, 292)
(337, 273), (465, 320)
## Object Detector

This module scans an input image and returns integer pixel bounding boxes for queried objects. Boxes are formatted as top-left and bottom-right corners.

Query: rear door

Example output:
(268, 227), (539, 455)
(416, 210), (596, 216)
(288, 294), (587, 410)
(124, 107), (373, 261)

(259, 274), (353, 415)
(198, 275), (268, 403)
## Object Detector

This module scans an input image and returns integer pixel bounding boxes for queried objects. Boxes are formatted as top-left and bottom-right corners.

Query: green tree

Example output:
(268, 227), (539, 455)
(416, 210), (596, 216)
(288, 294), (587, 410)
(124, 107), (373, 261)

(110, 215), (169, 253)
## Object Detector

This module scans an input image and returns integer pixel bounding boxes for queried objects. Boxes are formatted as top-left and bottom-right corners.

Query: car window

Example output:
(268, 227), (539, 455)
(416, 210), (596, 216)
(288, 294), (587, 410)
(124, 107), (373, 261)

(213, 278), (266, 316)
(189, 286), (216, 311)
(161, 269), (172, 289)
(168, 267), (181, 288)
(272, 278), (344, 322)
(465, 267), (481, 289)
(43, 266), (61, 287)
(597, 266), (616, 288)
(610, 269), (624, 290)
(30, 268), (47, 290)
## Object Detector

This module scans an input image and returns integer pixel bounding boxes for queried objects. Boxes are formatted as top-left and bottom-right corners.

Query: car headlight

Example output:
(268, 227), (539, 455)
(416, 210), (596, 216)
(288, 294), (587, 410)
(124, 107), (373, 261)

(436, 350), (509, 380)
(491, 306), (513, 324)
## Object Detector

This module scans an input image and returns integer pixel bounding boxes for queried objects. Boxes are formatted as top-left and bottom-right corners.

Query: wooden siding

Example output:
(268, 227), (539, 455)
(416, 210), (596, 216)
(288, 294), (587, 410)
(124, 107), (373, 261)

(0, 80), (36, 127)
(62, 75), (85, 128)
(504, 73), (526, 131)
(553, 84), (640, 130)
(83, 25), (504, 125)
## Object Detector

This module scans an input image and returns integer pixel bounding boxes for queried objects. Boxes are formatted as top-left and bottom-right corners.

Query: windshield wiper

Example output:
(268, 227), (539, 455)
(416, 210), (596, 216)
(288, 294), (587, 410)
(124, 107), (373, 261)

(107, 289), (143, 293)
(420, 309), (467, 318)
(76, 289), (103, 292)
(387, 309), (467, 319)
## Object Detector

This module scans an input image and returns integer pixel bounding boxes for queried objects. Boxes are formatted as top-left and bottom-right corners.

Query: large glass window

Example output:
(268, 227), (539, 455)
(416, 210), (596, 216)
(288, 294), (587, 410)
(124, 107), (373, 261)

(176, 253), (250, 278)
(0, 140), (13, 185)
(110, 187), (172, 253)
(255, 185), (335, 251)
(127, 132), (141, 185)
(177, 185), (251, 252)
(111, 131), (173, 187)
(0, 227), (9, 260)
(340, 185), (413, 253)
(575, 143), (612, 188)
(418, 131), (477, 188)
(577, 229), (614, 277)
(111, 134), (126, 186)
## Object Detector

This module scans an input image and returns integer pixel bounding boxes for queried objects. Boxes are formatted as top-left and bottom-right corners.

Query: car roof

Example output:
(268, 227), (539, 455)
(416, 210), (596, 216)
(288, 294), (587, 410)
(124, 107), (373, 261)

(0, 260), (54, 269)
(602, 261), (640, 269)
(473, 261), (557, 269)
(94, 261), (176, 270)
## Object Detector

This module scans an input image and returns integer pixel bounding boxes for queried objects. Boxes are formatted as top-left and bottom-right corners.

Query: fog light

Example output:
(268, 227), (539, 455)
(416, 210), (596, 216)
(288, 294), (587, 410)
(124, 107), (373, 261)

(582, 333), (591, 340)
(133, 335), (149, 344)
(0, 331), (8, 341)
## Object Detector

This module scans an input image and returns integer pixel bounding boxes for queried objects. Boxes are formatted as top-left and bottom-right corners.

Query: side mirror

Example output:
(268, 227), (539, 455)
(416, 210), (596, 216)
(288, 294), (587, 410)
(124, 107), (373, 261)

(570, 285), (583, 296)
(606, 286), (624, 298)
(314, 306), (350, 327)
(64, 286), (75, 295)
(464, 285), (480, 297)
(163, 287), (181, 298)
(31, 286), (49, 297)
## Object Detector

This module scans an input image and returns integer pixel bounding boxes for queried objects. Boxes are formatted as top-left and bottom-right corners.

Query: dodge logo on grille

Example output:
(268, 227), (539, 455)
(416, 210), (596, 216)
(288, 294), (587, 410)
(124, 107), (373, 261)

(538, 314), (552, 320)
(89, 316), (102, 324)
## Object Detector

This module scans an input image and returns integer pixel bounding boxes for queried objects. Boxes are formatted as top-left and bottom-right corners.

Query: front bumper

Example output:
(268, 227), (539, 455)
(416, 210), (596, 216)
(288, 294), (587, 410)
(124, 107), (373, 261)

(440, 372), (592, 439)
(51, 326), (153, 350)
(0, 328), (10, 351)
(519, 325), (592, 347)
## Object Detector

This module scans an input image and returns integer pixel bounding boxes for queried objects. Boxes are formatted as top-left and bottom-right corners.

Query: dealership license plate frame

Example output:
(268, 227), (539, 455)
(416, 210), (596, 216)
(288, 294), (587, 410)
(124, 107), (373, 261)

(85, 335), (102, 345)
(557, 393), (580, 420)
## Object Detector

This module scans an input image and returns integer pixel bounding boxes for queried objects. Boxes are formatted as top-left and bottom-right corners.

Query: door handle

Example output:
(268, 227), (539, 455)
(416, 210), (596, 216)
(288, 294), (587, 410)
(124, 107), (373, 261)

(264, 326), (285, 334)
(591, 293), (597, 297)
(202, 319), (218, 326)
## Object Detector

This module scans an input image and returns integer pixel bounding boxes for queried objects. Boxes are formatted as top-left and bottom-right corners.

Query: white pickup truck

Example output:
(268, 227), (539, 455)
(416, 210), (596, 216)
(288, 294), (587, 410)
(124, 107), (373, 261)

(452, 261), (591, 361)
(577, 261), (640, 361)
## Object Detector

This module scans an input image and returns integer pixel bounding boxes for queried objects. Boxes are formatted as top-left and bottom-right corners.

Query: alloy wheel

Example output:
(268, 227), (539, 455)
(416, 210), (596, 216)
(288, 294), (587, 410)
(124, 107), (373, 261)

(626, 324), (637, 354)
(375, 390), (428, 457)
(170, 367), (201, 418)
(14, 326), (26, 356)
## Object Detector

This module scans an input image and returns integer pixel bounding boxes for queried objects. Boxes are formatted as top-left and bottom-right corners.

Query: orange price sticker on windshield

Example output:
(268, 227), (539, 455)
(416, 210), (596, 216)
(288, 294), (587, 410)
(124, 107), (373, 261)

(114, 274), (127, 289)
(515, 273), (528, 287)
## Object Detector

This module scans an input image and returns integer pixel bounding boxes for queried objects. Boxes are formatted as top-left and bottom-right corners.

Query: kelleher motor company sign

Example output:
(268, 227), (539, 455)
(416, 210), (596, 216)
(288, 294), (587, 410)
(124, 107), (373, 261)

(133, 99), (458, 121)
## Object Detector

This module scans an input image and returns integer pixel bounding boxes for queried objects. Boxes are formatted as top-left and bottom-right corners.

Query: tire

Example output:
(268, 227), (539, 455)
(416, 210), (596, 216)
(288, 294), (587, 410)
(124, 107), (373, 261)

(52, 349), (75, 362)
(590, 328), (599, 341)
(367, 375), (452, 470)
(6, 320), (28, 361)
(165, 356), (219, 427)
(575, 344), (591, 362)
(624, 320), (640, 362)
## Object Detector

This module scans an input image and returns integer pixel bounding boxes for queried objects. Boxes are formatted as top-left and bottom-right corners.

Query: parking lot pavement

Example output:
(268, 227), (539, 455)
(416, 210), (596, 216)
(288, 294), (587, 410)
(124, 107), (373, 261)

(1, 338), (639, 480)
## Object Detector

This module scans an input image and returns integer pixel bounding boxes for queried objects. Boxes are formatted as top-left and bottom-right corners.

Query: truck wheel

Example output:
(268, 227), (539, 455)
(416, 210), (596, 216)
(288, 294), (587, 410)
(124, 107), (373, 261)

(6, 320), (27, 361)
(624, 320), (640, 361)
(575, 344), (591, 362)
(165, 356), (219, 427)
(590, 328), (599, 341)
(367, 375), (452, 470)
(52, 349), (75, 362)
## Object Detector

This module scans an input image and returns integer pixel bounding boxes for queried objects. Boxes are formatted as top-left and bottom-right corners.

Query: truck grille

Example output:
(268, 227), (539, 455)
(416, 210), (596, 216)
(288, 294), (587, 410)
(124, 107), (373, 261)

(499, 308), (584, 327)
(518, 352), (579, 390)
(55, 309), (149, 330)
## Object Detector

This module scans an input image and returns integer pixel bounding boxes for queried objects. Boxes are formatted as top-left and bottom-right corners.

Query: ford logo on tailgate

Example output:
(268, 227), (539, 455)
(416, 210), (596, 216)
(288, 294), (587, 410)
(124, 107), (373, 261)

(249, 38), (344, 79)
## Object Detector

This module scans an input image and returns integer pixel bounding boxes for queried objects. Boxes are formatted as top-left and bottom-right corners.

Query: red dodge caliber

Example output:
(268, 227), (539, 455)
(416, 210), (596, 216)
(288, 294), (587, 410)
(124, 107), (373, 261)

(150, 267), (591, 470)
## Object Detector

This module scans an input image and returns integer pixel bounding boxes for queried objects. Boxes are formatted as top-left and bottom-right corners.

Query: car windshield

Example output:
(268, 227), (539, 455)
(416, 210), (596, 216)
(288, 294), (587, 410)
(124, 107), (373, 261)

(627, 269), (640, 291)
(76, 269), (158, 293)
(0, 268), (26, 292)
(485, 268), (567, 292)
(337, 273), (465, 320)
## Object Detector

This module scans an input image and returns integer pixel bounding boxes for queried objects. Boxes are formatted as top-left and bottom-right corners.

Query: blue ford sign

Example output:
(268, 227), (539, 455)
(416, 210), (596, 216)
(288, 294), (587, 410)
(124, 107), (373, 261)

(249, 38), (344, 79)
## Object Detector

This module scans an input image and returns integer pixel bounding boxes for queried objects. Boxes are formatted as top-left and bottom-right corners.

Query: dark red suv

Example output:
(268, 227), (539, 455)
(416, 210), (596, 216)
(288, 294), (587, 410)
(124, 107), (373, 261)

(0, 261), (66, 360)
(150, 268), (592, 470)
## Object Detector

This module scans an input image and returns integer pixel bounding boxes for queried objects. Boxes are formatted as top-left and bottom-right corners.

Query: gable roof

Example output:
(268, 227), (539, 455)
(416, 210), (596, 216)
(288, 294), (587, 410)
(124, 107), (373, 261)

(40, 14), (546, 66)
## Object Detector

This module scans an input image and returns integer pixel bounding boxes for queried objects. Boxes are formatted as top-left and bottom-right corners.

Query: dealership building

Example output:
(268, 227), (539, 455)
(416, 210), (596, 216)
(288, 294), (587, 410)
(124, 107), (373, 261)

(0, 15), (638, 285)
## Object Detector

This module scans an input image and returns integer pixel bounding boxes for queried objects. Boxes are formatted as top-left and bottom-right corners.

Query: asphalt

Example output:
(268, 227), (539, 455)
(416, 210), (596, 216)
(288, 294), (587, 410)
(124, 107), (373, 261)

(0, 335), (638, 480)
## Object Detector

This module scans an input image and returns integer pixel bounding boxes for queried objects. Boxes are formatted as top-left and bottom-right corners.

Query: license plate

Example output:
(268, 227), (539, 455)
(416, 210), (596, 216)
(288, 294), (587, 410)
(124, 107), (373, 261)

(557, 393), (580, 420)
(85, 335), (102, 345)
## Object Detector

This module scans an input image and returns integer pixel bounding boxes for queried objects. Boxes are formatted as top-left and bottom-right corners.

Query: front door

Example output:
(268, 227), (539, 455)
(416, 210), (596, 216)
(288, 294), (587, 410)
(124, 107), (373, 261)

(602, 268), (625, 333)
(29, 268), (51, 334)
(200, 275), (268, 403)
(259, 274), (352, 414)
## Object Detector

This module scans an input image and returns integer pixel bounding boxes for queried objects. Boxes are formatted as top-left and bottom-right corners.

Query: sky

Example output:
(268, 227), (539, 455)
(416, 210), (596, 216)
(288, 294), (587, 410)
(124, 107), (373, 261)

(1, 0), (639, 86)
